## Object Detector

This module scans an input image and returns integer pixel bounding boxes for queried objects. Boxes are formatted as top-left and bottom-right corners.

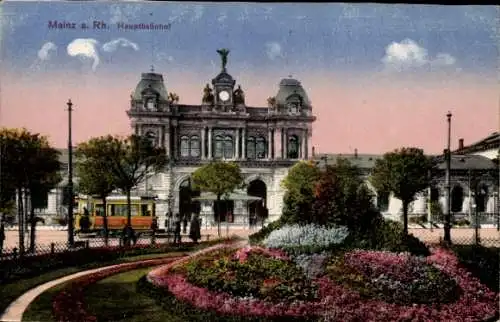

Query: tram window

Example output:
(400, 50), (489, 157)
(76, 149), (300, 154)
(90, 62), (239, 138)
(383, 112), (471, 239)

(95, 204), (104, 216)
(141, 205), (148, 216)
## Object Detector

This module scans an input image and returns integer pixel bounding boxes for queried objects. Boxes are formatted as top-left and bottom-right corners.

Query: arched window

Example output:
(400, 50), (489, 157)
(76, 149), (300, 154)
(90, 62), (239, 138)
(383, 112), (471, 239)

(145, 131), (157, 147)
(145, 98), (156, 110)
(451, 185), (464, 213)
(256, 137), (266, 159)
(287, 135), (299, 159)
(224, 136), (234, 159)
(214, 135), (224, 158)
(180, 136), (190, 157)
(475, 185), (488, 213)
(376, 191), (390, 212)
(246, 137), (255, 159)
(190, 136), (200, 157)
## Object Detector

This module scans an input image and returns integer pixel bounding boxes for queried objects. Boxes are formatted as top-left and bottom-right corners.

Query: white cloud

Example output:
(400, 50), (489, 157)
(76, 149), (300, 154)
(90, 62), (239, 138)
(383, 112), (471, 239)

(37, 42), (57, 61)
(432, 53), (456, 66)
(67, 38), (100, 71)
(265, 42), (284, 60)
(102, 38), (139, 53)
(382, 38), (457, 71)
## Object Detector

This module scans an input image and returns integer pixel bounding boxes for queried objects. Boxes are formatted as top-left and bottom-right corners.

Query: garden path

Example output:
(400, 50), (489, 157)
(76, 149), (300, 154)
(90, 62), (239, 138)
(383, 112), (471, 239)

(0, 239), (248, 322)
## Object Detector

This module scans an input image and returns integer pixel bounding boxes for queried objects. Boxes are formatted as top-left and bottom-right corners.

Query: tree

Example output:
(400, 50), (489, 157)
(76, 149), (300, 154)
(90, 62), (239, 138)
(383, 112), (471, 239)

(25, 142), (61, 252)
(75, 145), (118, 245)
(312, 158), (378, 231)
(191, 161), (244, 238)
(280, 160), (321, 225)
(370, 147), (433, 235)
(77, 135), (167, 228)
(0, 128), (61, 254)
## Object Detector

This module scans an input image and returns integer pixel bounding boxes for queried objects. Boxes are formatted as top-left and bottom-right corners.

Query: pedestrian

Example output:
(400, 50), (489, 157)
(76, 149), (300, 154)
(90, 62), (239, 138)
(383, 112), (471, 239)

(151, 216), (158, 244)
(182, 214), (188, 234)
(174, 214), (181, 246)
(189, 213), (201, 244)
(0, 215), (5, 255)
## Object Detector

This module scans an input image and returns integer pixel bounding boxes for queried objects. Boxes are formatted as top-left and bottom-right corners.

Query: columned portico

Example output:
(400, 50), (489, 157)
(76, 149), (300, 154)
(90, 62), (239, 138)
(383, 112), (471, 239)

(208, 127), (213, 159)
(201, 127), (206, 159)
(236, 127), (240, 159)
(242, 128), (246, 159)
(267, 128), (273, 159)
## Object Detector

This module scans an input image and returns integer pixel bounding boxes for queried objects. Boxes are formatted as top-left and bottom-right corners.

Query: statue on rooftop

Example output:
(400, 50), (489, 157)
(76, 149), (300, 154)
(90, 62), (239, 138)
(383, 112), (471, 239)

(202, 84), (214, 104)
(233, 85), (245, 105)
(216, 48), (230, 71)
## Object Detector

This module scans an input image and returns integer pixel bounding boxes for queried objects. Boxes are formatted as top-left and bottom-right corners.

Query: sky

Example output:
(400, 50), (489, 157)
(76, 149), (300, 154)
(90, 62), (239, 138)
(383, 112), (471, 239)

(0, 2), (498, 154)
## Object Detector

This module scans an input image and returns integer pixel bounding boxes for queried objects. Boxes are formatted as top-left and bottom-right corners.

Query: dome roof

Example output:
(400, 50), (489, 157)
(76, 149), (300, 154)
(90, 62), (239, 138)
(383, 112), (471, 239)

(131, 72), (169, 101)
(275, 78), (311, 107)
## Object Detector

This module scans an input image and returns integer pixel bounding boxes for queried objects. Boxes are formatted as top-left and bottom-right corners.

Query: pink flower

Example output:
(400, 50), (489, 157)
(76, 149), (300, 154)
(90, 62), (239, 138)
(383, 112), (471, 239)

(146, 246), (499, 321)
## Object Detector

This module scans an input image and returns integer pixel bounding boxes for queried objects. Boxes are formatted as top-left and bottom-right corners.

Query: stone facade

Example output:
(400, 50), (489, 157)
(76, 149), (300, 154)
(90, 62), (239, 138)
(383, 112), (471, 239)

(96, 52), (315, 228)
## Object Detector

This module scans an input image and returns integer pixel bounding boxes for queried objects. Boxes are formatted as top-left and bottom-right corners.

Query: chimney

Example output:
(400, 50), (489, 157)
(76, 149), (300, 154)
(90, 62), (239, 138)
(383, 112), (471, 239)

(354, 148), (358, 158)
(312, 146), (316, 157)
(458, 138), (464, 150)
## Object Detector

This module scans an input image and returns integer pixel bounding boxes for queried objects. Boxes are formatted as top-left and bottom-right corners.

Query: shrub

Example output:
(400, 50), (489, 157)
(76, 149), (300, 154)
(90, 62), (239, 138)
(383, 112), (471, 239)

(184, 247), (317, 302)
(451, 245), (499, 292)
(408, 214), (427, 225)
(350, 219), (430, 257)
(262, 224), (349, 254)
(248, 219), (283, 245)
(56, 217), (68, 226)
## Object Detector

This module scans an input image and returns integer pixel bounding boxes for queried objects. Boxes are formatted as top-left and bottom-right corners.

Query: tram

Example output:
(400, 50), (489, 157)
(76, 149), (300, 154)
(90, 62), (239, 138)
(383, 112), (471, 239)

(74, 194), (157, 232)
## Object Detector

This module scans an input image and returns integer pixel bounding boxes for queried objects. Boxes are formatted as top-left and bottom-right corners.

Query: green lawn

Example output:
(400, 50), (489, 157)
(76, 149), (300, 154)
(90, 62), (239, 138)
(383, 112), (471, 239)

(21, 252), (186, 322)
(2, 239), (234, 318)
(23, 267), (186, 322)
(84, 268), (186, 322)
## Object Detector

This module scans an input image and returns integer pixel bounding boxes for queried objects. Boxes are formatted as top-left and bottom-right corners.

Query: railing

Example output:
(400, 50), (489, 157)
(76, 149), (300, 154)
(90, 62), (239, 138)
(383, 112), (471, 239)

(407, 212), (500, 228)
(0, 232), (210, 262)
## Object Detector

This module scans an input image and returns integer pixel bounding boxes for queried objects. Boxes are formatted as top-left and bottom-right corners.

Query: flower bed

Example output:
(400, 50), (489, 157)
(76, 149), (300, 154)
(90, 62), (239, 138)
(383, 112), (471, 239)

(52, 257), (184, 322)
(146, 245), (499, 321)
(327, 250), (461, 305)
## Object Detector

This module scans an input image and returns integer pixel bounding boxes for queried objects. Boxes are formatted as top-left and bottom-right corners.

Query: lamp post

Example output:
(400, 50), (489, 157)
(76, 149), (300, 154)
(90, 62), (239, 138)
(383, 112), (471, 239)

(443, 112), (452, 243)
(497, 150), (500, 231)
(494, 191), (499, 231)
(67, 99), (75, 247)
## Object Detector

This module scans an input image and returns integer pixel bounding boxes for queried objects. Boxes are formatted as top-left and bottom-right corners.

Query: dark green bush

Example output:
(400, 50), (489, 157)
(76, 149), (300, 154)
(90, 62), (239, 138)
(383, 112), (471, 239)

(451, 245), (499, 293)
(349, 219), (430, 257)
(184, 249), (317, 302)
(136, 276), (317, 322)
(248, 219), (283, 245)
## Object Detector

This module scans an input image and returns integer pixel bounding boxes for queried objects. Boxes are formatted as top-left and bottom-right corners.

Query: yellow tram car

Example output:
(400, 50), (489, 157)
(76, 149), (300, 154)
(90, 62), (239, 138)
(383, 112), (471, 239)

(74, 194), (157, 232)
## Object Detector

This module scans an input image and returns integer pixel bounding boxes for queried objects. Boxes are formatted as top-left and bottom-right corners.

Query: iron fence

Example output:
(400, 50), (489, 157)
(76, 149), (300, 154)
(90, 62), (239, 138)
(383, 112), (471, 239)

(0, 232), (211, 262)
(408, 227), (500, 247)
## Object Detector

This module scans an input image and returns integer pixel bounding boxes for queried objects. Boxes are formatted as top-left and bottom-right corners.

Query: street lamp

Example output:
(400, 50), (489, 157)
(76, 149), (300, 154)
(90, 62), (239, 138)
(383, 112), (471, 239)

(493, 191), (499, 231)
(443, 111), (452, 243)
(66, 99), (75, 247)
